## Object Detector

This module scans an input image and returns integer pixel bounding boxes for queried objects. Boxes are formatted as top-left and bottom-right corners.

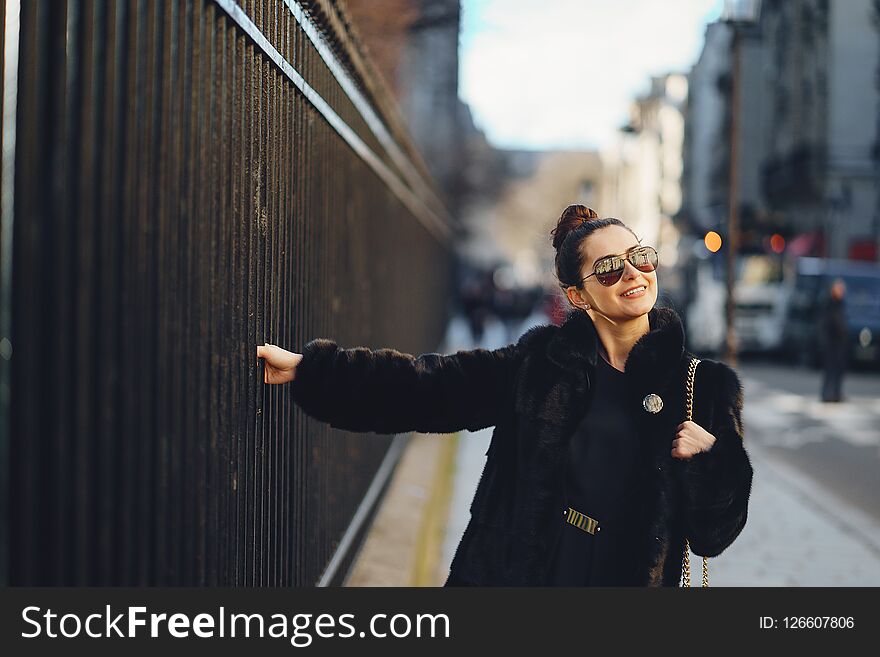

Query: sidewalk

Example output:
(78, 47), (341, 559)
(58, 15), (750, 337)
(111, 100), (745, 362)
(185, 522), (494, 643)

(705, 436), (880, 585)
(706, 372), (880, 586)
(345, 431), (458, 586)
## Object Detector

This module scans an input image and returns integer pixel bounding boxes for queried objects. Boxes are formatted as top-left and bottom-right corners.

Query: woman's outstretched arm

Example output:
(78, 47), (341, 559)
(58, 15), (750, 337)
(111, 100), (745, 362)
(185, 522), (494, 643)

(257, 337), (527, 435)
(676, 362), (754, 558)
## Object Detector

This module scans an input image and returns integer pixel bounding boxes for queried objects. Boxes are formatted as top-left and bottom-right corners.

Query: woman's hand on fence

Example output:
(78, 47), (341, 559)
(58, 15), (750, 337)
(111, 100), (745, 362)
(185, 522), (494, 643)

(256, 343), (303, 384)
(671, 420), (717, 460)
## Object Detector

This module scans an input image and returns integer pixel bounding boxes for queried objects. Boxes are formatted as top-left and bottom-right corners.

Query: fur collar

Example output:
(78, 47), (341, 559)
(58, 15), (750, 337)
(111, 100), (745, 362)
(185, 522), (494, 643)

(545, 305), (686, 399)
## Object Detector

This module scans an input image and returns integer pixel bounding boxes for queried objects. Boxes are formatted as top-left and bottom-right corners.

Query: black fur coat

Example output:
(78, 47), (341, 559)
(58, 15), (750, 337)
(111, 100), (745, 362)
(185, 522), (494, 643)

(290, 306), (754, 586)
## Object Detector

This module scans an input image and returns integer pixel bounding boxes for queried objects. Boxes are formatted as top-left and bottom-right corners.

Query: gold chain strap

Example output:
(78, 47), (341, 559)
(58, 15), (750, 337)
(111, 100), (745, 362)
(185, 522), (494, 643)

(681, 356), (709, 587)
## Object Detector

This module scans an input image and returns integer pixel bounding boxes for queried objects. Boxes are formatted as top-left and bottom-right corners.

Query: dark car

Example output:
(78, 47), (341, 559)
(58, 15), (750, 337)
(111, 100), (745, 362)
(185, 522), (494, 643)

(781, 257), (880, 369)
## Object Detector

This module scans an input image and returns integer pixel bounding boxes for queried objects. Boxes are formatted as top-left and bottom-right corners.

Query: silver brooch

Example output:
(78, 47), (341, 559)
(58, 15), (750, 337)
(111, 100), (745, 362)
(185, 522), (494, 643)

(642, 393), (663, 414)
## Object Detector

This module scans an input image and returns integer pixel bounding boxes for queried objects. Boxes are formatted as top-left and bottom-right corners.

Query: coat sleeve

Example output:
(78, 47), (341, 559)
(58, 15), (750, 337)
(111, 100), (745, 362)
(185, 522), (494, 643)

(288, 337), (525, 435)
(677, 362), (754, 558)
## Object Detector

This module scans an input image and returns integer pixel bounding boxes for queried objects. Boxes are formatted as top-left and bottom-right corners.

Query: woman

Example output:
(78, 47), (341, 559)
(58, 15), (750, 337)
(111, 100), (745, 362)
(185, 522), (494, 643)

(256, 205), (754, 586)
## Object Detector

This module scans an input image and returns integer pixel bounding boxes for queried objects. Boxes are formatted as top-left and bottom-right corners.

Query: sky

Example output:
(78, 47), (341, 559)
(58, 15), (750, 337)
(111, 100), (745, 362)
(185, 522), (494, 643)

(459, 0), (725, 151)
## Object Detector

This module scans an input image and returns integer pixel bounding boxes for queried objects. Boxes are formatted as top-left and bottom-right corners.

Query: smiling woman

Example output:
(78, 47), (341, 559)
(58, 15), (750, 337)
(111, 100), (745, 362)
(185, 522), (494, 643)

(552, 205), (660, 370)
(257, 204), (753, 587)
(545, 204), (729, 586)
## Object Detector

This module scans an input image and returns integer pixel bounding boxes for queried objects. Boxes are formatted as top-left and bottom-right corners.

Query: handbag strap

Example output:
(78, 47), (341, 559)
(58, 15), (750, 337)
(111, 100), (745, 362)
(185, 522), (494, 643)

(681, 356), (709, 587)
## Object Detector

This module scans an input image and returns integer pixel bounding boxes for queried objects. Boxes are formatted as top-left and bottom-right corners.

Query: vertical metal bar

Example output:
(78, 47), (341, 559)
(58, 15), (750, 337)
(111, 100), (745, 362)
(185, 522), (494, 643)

(193, 0), (208, 586)
(0, 0), (20, 588)
(72, 0), (94, 586)
(205, 0), (219, 588)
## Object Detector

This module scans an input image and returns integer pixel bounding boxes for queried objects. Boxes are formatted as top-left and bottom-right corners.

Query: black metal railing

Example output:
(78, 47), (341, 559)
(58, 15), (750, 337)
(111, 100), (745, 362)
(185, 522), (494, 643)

(0, 0), (454, 586)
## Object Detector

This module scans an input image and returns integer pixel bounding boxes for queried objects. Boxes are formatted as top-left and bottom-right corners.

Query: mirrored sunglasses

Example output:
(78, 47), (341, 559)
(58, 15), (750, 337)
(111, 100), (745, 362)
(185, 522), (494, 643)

(582, 245), (659, 287)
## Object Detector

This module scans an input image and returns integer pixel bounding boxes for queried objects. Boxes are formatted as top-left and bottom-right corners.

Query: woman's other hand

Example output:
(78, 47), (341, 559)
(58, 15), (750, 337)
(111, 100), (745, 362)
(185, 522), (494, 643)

(671, 420), (717, 460)
(256, 343), (303, 384)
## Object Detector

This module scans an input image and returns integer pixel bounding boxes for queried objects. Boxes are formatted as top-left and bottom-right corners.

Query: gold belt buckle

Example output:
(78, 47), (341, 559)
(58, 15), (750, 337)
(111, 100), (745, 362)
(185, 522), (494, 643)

(564, 506), (601, 534)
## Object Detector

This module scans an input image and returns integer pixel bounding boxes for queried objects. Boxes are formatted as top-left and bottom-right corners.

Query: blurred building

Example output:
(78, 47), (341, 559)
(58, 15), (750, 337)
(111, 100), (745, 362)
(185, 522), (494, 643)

(600, 74), (688, 307)
(344, 0), (467, 216)
(680, 0), (880, 262)
(681, 16), (771, 247)
(824, 0), (880, 260)
(464, 150), (603, 288)
(345, 0), (605, 296)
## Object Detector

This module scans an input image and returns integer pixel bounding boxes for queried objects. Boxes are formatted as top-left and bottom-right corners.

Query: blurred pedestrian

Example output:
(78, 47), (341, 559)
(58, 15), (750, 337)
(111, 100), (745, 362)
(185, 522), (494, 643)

(492, 286), (516, 343)
(461, 277), (490, 344)
(820, 278), (848, 402)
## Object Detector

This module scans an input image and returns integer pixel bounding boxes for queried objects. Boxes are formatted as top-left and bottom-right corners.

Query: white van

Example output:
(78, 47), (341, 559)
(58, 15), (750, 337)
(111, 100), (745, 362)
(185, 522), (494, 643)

(686, 253), (788, 355)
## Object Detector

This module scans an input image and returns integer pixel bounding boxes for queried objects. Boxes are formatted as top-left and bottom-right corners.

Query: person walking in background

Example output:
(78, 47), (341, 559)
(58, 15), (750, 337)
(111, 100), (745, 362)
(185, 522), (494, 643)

(460, 277), (489, 345)
(820, 278), (849, 403)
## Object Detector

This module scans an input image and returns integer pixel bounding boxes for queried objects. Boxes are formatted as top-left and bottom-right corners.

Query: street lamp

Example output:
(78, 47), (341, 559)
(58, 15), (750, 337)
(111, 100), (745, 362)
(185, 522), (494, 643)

(722, 0), (761, 367)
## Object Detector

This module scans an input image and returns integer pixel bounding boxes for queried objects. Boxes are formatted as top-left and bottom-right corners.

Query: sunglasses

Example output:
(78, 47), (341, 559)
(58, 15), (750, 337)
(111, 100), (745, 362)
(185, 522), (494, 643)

(581, 245), (659, 287)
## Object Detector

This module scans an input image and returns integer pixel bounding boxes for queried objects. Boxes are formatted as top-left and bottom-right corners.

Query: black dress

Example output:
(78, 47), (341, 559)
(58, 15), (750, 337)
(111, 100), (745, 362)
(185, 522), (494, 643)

(548, 353), (645, 586)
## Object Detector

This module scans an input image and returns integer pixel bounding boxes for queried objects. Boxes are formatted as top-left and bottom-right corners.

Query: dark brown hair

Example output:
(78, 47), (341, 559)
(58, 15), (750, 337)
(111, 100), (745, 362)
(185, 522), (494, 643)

(550, 204), (638, 289)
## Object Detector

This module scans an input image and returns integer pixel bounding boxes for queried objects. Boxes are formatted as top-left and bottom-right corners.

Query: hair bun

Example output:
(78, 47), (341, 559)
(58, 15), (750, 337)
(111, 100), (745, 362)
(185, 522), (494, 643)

(550, 204), (600, 251)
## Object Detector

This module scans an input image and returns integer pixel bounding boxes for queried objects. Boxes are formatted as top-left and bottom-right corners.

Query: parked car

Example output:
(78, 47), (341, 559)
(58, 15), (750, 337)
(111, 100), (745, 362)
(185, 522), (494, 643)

(781, 257), (880, 368)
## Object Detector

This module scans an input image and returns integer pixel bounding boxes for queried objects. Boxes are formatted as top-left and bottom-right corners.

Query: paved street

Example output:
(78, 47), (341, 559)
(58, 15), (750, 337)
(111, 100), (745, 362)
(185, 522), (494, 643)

(438, 315), (880, 586)
(716, 361), (880, 585)
(738, 361), (880, 525)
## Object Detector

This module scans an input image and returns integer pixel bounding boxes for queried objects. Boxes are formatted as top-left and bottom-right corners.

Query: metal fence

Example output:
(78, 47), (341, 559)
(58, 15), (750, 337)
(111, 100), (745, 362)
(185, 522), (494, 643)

(0, 0), (454, 585)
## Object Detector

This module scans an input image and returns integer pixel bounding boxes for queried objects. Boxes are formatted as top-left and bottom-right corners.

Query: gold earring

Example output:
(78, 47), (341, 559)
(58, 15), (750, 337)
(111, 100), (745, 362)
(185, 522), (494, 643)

(584, 303), (591, 310)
